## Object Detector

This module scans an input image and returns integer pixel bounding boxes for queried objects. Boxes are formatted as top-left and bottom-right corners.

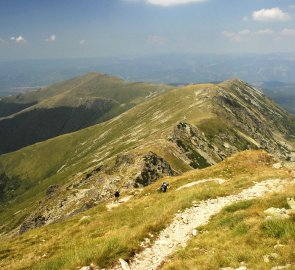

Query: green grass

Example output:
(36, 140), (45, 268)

(0, 77), (295, 270)
(0, 150), (292, 270)
(224, 200), (253, 213)
(262, 218), (295, 240)
(0, 73), (173, 154)
(161, 181), (295, 270)
(0, 83), (217, 233)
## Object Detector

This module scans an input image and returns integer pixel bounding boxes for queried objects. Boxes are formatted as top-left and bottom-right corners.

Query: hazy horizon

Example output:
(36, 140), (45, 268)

(1, 0), (295, 60)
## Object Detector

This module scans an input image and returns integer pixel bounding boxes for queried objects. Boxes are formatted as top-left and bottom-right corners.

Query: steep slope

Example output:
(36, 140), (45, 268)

(0, 150), (293, 270)
(0, 72), (171, 154)
(0, 79), (294, 236)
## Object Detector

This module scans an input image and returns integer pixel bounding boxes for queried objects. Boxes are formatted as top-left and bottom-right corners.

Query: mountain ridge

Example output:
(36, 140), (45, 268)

(0, 72), (172, 154)
(0, 78), (294, 237)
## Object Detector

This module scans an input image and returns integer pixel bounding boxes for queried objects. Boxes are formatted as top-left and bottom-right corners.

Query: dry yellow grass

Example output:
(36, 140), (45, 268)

(0, 150), (293, 270)
(161, 184), (295, 270)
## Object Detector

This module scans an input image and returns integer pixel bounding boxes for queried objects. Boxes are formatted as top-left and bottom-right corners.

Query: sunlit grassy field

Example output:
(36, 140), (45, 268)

(0, 151), (292, 270)
(161, 185), (295, 270)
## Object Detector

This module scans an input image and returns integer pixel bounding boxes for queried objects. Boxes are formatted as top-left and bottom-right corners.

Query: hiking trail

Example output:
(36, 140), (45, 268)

(111, 178), (291, 270)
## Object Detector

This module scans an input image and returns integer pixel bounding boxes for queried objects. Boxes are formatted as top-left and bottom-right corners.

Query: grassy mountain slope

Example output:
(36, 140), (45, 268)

(0, 79), (295, 270)
(0, 77), (295, 236)
(161, 181), (295, 270)
(0, 150), (293, 270)
(0, 79), (295, 236)
(0, 72), (171, 154)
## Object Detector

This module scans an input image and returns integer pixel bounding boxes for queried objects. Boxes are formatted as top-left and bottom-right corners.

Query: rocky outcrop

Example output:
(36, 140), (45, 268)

(214, 80), (294, 160)
(169, 122), (215, 169)
(264, 197), (295, 221)
(19, 213), (46, 234)
(169, 122), (254, 169)
(19, 151), (175, 233)
(134, 152), (176, 187)
(46, 184), (60, 197)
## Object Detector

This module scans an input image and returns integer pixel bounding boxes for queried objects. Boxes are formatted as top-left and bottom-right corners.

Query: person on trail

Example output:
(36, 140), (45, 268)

(114, 190), (120, 203)
(161, 182), (169, 193)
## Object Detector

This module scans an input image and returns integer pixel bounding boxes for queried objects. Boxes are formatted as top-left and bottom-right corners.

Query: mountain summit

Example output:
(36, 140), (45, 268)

(0, 72), (172, 154)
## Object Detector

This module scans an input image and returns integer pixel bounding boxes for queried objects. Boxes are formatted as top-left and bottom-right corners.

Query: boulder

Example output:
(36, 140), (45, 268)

(273, 163), (282, 169)
(287, 197), (295, 210)
(119, 258), (130, 270)
(264, 207), (290, 220)
(223, 142), (230, 149)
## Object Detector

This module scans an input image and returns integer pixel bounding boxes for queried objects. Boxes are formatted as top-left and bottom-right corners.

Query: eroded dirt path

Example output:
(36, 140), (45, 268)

(111, 178), (290, 270)
(176, 178), (225, 191)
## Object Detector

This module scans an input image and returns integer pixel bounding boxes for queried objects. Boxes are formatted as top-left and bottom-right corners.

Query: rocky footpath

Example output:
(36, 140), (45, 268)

(110, 178), (290, 270)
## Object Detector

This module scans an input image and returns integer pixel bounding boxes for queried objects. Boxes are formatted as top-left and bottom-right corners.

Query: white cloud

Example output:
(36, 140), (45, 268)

(147, 35), (167, 46)
(222, 29), (275, 42)
(79, 40), (86, 45)
(126, 0), (206, 6)
(222, 30), (250, 42)
(238, 29), (251, 35)
(280, 28), (295, 37)
(254, 29), (274, 35)
(46, 34), (56, 42)
(10, 36), (26, 44)
(252, 7), (291, 22)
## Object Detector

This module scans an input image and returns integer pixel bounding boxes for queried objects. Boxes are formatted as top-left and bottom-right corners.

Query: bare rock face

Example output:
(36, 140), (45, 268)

(169, 122), (250, 169)
(46, 184), (60, 197)
(169, 122), (215, 169)
(167, 80), (295, 171)
(134, 152), (176, 187)
(19, 213), (46, 234)
(214, 80), (294, 161)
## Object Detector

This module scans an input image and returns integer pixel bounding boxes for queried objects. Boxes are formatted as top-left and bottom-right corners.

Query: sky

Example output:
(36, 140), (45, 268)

(0, 0), (295, 59)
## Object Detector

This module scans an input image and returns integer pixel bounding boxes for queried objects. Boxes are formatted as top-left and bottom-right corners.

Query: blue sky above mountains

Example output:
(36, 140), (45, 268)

(0, 0), (295, 59)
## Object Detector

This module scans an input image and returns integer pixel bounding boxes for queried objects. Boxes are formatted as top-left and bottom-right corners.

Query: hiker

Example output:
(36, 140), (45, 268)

(114, 190), (120, 203)
(161, 182), (169, 193)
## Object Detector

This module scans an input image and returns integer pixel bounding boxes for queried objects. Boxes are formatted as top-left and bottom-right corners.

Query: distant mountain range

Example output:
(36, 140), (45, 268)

(0, 73), (171, 154)
(1, 53), (295, 114)
(255, 81), (295, 115)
